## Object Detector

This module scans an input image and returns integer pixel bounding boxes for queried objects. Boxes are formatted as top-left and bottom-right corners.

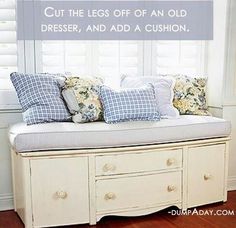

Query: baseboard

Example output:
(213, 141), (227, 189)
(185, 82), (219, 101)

(228, 176), (236, 191)
(0, 194), (14, 211)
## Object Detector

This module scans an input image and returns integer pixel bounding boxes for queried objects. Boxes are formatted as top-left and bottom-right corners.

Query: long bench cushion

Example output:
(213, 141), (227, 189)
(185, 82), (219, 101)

(9, 115), (231, 153)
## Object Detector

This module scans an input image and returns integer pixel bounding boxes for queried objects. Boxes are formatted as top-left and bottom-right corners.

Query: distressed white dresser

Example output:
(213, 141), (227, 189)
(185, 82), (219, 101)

(9, 116), (231, 227)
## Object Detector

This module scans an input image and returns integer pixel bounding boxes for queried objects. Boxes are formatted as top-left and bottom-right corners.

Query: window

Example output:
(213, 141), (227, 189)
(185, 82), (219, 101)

(36, 40), (144, 87)
(152, 41), (206, 76)
(0, 0), (21, 108)
(0, 0), (17, 89)
(0, 0), (17, 86)
(36, 40), (90, 75)
(36, 40), (205, 87)
(93, 41), (143, 87)
(0, 0), (207, 107)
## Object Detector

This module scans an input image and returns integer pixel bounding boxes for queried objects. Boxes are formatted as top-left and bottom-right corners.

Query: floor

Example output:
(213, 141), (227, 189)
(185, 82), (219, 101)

(0, 191), (236, 228)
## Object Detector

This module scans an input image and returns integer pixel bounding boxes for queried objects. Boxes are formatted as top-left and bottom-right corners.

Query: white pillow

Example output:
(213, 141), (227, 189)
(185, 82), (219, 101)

(121, 75), (179, 119)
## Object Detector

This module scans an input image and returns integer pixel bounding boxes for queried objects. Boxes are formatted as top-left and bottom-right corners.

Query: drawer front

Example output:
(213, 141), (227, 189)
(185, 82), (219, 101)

(187, 144), (225, 208)
(30, 157), (89, 227)
(96, 171), (181, 212)
(96, 149), (182, 176)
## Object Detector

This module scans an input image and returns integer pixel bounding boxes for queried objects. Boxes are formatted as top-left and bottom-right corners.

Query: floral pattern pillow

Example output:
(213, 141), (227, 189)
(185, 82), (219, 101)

(62, 76), (103, 123)
(173, 75), (211, 116)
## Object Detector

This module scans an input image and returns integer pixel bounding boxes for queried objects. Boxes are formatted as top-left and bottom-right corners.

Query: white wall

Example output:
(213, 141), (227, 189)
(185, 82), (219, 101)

(207, 0), (236, 190)
(222, 0), (236, 190)
(224, 107), (236, 190)
(0, 111), (22, 210)
(207, 0), (228, 108)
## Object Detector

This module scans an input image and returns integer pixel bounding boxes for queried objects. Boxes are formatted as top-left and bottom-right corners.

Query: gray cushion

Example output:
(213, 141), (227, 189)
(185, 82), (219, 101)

(9, 115), (231, 153)
(10, 72), (71, 125)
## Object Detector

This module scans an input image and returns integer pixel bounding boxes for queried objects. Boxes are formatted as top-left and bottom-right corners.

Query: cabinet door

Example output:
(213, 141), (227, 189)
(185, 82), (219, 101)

(30, 157), (89, 227)
(187, 144), (225, 208)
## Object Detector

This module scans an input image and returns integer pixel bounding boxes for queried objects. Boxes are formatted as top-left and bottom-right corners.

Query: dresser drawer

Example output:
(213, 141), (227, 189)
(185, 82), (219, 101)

(96, 149), (182, 176)
(96, 171), (181, 212)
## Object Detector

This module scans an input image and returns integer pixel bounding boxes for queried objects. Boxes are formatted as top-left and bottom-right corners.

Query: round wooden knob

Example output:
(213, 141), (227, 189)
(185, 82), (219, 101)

(167, 158), (175, 166)
(204, 174), (212, 180)
(167, 185), (176, 192)
(56, 191), (68, 199)
(103, 163), (116, 172)
(104, 192), (116, 200)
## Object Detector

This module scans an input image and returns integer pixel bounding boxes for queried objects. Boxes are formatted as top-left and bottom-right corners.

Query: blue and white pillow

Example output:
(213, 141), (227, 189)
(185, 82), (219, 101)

(10, 72), (71, 125)
(99, 85), (160, 123)
(121, 75), (179, 118)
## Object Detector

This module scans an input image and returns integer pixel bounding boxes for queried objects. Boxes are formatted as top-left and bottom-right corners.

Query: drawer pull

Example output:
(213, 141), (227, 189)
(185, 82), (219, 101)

(104, 192), (116, 200)
(55, 191), (68, 199)
(167, 158), (175, 166)
(167, 185), (176, 192)
(103, 163), (116, 172)
(204, 174), (212, 180)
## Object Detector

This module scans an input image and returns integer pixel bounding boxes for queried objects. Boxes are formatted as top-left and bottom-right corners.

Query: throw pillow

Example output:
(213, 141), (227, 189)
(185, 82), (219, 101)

(121, 75), (179, 118)
(173, 75), (211, 115)
(10, 72), (71, 125)
(62, 76), (103, 123)
(99, 85), (160, 124)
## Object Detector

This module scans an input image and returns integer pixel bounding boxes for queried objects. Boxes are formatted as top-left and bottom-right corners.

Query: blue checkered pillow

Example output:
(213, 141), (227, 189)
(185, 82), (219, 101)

(99, 85), (160, 123)
(11, 72), (71, 125)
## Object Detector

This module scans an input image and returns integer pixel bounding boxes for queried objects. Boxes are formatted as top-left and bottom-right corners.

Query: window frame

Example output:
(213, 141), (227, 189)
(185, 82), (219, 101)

(0, 0), (208, 109)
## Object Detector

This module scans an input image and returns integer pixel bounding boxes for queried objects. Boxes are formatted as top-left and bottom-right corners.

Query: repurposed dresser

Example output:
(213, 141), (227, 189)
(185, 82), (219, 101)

(9, 116), (231, 228)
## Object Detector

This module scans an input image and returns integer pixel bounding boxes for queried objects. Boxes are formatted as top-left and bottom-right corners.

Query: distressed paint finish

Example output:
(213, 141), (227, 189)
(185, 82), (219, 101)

(11, 137), (229, 227)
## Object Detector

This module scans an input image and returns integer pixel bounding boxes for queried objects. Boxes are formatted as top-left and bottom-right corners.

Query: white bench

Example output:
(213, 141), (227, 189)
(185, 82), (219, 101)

(9, 115), (231, 228)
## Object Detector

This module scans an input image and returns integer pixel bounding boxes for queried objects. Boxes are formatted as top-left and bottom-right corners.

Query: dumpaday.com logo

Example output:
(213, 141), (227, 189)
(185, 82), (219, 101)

(168, 208), (235, 216)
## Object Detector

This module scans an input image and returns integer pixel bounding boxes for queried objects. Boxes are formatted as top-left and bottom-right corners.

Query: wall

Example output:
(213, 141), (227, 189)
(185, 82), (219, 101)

(208, 0), (236, 190)
(222, 0), (236, 190)
(224, 107), (236, 190)
(207, 0), (228, 108)
(0, 111), (22, 210)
